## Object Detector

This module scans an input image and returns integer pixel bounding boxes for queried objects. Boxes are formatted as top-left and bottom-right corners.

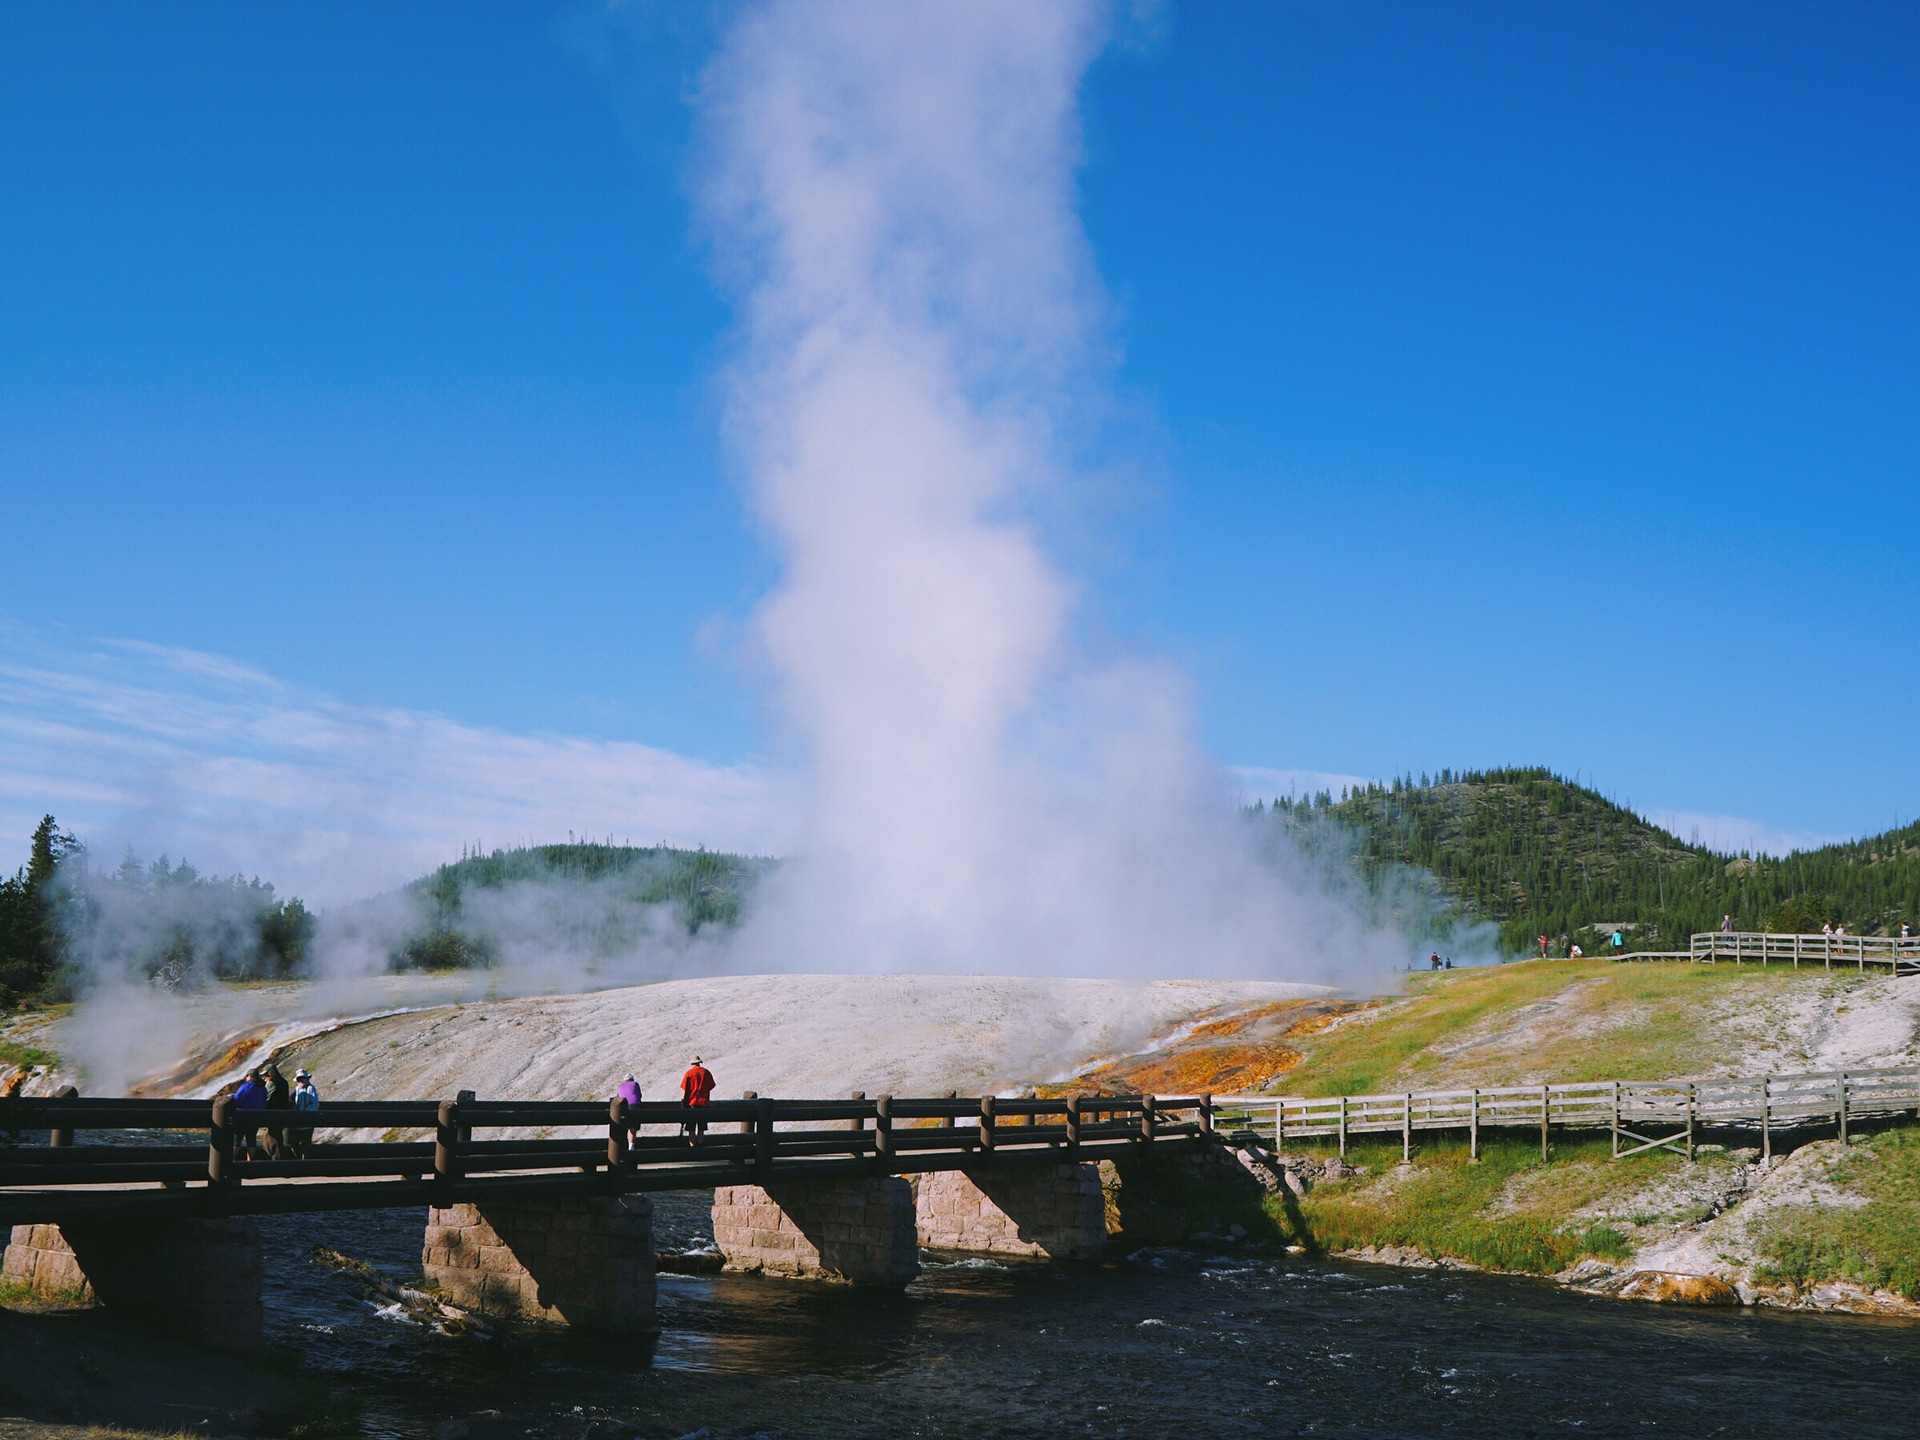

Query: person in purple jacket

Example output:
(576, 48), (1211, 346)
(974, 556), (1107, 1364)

(232, 1069), (268, 1161)
(615, 1074), (643, 1153)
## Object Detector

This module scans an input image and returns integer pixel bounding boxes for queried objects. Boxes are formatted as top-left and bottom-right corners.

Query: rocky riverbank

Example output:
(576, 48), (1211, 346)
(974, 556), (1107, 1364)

(1230, 1128), (1920, 1318)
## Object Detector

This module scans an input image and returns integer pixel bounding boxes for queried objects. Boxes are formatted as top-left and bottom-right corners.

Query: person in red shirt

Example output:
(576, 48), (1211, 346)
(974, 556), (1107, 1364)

(680, 1056), (715, 1141)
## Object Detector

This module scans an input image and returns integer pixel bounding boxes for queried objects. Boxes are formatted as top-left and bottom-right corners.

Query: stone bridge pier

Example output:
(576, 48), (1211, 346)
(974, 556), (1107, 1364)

(914, 1163), (1107, 1259)
(712, 1176), (919, 1285)
(422, 1194), (656, 1332)
(3, 1218), (265, 1352)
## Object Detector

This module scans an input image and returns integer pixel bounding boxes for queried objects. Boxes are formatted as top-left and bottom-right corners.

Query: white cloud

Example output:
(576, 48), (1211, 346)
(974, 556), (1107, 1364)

(0, 626), (799, 906)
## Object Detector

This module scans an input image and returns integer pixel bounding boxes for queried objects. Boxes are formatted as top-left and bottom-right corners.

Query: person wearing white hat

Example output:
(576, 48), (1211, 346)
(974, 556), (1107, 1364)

(290, 1068), (320, 1157)
(680, 1056), (714, 1141)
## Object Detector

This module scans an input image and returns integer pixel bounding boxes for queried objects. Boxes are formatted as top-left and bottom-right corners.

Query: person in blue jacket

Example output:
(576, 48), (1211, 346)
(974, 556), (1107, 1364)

(232, 1068), (267, 1160)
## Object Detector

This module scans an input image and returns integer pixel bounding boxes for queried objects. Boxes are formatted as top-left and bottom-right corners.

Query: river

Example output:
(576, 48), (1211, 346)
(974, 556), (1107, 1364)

(260, 1195), (1920, 1440)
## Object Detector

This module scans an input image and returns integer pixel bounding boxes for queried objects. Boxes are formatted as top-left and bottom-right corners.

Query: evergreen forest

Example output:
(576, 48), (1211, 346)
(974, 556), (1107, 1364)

(1259, 768), (1920, 954)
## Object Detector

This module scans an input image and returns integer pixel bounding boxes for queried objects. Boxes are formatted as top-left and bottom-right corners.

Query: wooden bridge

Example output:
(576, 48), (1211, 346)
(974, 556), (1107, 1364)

(1, 1088), (1223, 1349)
(1613, 930), (1920, 974)
(1216, 1063), (1920, 1165)
(0, 1090), (1214, 1226)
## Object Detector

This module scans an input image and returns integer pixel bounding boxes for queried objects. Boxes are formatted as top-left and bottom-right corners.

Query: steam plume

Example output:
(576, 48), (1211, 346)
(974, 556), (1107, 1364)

(703, 2), (1414, 987)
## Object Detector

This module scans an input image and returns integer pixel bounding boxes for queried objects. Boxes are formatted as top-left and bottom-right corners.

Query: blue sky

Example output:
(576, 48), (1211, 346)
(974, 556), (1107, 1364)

(2, 1), (1915, 889)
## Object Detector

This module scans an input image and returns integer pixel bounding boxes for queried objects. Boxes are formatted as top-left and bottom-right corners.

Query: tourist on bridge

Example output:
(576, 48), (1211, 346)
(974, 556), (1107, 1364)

(262, 1063), (292, 1157)
(233, 1068), (267, 1160)
(290, 1068), (320, 1157)
(616, 1073), (643, 1150)
(1721, 914), (1734, 934)
(681, 1056), (714, 1141)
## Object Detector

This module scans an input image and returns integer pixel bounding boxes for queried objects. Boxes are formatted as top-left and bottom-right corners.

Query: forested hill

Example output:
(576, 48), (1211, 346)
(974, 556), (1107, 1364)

(395, 841), (774, 968)
(1258, 768), (1920, 955)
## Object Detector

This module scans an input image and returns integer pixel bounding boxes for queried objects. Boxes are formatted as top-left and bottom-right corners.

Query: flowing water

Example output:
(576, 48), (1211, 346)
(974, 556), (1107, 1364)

(261, 1197), (1920, 1440)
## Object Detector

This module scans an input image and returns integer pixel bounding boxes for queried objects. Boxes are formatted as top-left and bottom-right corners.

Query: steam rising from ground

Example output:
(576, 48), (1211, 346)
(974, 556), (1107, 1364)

(25, 3), (1443, 1092)
(703, 1), (1413, 987)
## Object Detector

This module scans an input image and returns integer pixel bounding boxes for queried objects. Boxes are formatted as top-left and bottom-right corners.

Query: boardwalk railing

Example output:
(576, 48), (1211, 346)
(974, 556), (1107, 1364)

(1615, 932), (1920, 973)
(0, 1091), (1212, 1226)
(1215, 1064), (1920, 1165)
(1688, 931), (1920, 972)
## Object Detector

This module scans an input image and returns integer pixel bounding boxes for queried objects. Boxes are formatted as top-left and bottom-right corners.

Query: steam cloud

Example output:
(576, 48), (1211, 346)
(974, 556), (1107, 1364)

(31, 3), (1445, 1094)
(703, 1), (1416, 988)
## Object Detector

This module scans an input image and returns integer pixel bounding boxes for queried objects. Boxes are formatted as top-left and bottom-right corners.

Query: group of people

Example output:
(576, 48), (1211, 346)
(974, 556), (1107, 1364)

(230, 1062), (320, 1160)
(218, 1054), (725, 1165)
(612, 1056), (716, 1150)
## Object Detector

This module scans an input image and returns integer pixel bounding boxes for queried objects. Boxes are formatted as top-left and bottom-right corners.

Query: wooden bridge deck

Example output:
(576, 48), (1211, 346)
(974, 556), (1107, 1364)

(0, 1092), (1213, 1227)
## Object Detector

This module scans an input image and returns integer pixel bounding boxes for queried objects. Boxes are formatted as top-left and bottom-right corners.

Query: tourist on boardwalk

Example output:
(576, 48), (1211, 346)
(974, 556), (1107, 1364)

(262, 1063), (292, 1157)
(681, 1056), (714, 1141)
(1537, 934), (1549, 958)
(233, 1068), (267, 1160)
(616, 1073), (643, 1150)
(1429, 952), (1442, 971)
(1721, 914), (1734, 935)
(290, 1068), (320, 1156)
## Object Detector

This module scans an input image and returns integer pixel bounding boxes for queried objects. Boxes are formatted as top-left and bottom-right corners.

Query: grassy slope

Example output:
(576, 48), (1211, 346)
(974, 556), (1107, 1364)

(1757, 1126), (1920, 1299)
(1273, 1132), (1644, 1274)
(1269, 958), (1874, 1096)
(1264, 767), (1920, 950)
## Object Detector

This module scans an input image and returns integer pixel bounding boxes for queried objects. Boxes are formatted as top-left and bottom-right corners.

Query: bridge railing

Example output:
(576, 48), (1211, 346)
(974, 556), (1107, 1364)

(0, 1090), (1214, 1219)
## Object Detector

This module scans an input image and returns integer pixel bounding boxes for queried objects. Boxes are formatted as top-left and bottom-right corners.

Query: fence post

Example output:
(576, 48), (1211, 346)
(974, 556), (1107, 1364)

(1540, 1084), (1550, 1161)
(435, 1097), (463, 1199)
(874, 1094), (893, 1163)
(756, 1095), (776, 1172)
(209, 1094), (233, 1185)
(1837, 1073), (1849, 1145)
(1760, 1077), (1771, 1165)
(1469, 1088), (1480, 1161)
(49, 1083), (78, 1148)
(848, 1090), (866, 1132)
(1609, 1082), (1619, 1160)
(942, 1090), (957, 1129)
(1684, 1083), (1695, 1163)
(979, 1094), (997, 1154)
(1141, 1094), (1158, 1144)
(1401, 1093), (1412, 1162)
(1199, 1093), (1214, 1138)
(608, 1096), (629, 1169)
(1066, 1095), (1082, 1157)
(740, 1090), (758, 1135)
(1338, 1096), (1348, 1159)
(1794, 934), (1801, 969)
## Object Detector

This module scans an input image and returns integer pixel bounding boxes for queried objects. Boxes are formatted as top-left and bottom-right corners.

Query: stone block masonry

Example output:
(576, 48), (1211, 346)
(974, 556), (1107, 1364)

(712, 1176), (918, 1286)
(423, 1195), (655, 1333)
(3, 1218), (264, 1353)
(914, 1163), (1107, 1259)
(3, 1223), (94, 1301)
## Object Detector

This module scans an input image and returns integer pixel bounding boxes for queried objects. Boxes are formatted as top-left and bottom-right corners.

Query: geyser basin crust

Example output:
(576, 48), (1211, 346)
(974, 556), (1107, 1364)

(270, 973), (1328, 1104)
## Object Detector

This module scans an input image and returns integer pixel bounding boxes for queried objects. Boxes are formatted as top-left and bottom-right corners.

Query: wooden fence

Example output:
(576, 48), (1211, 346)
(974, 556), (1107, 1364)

(1614, 931), (1920, 974)
(1214, 1064), (1920, 1165)
(0, 1090), (1212, 1226)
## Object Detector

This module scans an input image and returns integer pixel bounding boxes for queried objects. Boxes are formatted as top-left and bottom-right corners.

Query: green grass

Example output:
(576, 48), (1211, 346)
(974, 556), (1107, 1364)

(1756, 1125), (1920, 1299)
(1272, 1132), (1655, 1275)
(1277, 959), (1867, 1096)
(0, 1038), (57, 1070)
